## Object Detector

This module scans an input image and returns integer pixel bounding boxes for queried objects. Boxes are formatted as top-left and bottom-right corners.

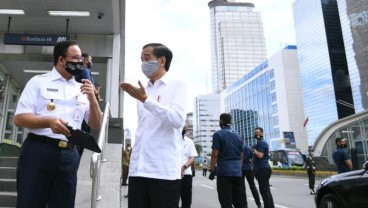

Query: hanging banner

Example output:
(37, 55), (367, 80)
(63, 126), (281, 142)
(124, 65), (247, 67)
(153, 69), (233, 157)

(3, 33), (70, 46)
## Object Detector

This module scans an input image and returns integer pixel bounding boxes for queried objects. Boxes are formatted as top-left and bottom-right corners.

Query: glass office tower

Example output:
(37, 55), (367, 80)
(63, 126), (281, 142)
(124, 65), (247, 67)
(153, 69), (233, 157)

(225, 46), (308, 152)
(293, 0), (355, 145)
(337, 0), (368, 112)
(208, 0), (267, 93)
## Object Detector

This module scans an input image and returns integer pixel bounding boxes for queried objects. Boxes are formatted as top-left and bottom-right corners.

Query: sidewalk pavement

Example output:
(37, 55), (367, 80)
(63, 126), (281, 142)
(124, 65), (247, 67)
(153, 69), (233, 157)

(75, 143), (122, 208)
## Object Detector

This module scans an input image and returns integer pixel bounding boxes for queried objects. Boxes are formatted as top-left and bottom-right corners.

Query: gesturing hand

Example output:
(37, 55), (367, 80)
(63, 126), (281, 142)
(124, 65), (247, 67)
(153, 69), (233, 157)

(120, 80), (148, 103)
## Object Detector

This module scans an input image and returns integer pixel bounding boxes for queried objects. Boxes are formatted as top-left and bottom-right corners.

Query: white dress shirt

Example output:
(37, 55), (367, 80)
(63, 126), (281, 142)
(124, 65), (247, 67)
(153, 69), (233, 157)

(15, 67), (90, 141)
(129, 73), (188, 180)
(182, 136), (198, 175)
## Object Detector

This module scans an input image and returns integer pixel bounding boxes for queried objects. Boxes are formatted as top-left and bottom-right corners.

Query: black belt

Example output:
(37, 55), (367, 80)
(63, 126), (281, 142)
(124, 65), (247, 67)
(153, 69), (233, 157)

(27, 133), (75, 149)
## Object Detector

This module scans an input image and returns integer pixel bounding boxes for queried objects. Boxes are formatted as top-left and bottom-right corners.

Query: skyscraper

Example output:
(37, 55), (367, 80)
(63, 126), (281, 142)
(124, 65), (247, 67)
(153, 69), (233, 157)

(208, 0), (267, 93)
(293, 0), (355, 145)
(337, 0), (368, 112)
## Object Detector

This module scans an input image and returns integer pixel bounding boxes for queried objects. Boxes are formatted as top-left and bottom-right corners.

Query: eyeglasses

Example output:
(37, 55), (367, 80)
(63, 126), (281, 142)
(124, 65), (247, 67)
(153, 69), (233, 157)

(64, 55), (84, 62)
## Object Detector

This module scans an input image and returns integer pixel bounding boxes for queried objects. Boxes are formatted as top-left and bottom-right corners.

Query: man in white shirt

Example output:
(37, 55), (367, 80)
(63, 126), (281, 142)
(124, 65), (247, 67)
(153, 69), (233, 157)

(14, 40), (102, 208)
(120, 43), (188, 208)
(180, 125), (198, 208)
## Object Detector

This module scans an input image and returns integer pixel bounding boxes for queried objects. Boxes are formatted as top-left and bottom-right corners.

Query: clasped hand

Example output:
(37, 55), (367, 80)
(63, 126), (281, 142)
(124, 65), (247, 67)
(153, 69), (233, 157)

(208, 171), (215, 180)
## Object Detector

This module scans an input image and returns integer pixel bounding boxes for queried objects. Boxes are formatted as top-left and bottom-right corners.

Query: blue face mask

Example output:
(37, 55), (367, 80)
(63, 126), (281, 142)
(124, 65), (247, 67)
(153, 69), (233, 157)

(141, 60), (160, 78)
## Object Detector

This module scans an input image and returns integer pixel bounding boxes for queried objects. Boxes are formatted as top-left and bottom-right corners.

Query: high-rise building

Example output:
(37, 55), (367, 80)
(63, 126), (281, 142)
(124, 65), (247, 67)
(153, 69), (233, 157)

(208, 0), (267, 93)
(185, 112), (194, 139)
(192, 94), (222, 156)
(337, 0), (368, 112)
(225, 46), (308, 152)
(292, 0), (355, 145)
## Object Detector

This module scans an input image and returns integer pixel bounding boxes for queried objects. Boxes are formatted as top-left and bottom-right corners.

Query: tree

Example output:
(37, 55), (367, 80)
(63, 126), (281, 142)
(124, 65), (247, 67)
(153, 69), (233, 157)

(195, 144), (202, 157)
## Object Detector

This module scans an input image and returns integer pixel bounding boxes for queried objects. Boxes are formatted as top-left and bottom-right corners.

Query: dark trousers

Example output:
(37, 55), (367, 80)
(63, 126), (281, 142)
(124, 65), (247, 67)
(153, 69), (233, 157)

(307, 169), (315, 190)
(254, 168), (274, 208)
(122, 165), (129, 184)
(128, 177), (180, 208)
(203, 168), (207, 176)
(217, 176), (247, 208)
(181, 175), (193, 208)
(16, 137), (79, 208)
(242, 170), (261, 206)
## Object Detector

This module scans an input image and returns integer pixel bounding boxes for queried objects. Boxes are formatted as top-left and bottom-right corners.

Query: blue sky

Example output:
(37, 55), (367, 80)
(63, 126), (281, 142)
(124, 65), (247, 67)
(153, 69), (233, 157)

(123, 0), (296, 141)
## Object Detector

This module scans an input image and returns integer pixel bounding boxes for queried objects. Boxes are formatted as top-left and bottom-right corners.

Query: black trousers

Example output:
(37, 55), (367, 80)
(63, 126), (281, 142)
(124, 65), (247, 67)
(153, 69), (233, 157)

(217, 176), (247, 208)
(254, 168), (274, 208)
(181, 175), (193, 208)
(203, 168), (208, 176)
(128, 177), (180, 208)
(307, 169), (315, 190)
(242, 170), (261, 206)
(16, 137), (79, 208)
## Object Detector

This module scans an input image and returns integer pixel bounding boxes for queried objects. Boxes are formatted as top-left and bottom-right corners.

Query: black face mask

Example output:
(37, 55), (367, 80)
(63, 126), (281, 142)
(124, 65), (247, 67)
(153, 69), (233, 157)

(64, 61), (84, 76)
(339, 144), (347, 148)
(254, 135), (261, 139)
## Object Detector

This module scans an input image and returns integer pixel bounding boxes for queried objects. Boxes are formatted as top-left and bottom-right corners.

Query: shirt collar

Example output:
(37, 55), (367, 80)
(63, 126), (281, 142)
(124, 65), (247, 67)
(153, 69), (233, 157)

(147, 72), (171, 87)
(50, 67), (77, 83)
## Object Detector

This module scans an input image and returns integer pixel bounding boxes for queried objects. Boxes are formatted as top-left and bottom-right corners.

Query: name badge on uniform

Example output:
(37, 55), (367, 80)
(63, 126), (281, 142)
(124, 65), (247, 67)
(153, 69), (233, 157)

(73, 108), (82, 121)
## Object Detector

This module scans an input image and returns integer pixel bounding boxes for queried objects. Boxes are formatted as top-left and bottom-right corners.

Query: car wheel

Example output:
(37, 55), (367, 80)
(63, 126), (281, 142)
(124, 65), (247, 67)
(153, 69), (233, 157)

(319, 194), (342, 208)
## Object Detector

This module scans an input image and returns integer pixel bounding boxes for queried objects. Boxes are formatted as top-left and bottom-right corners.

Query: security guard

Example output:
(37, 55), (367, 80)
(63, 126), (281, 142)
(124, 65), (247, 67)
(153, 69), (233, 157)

(253, 127), (274, 208)
(14, 40), (102, 208)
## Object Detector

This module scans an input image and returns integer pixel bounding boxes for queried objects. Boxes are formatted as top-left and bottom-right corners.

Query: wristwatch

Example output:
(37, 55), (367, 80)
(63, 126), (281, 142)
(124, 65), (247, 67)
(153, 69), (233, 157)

(183, 165), (187, 169)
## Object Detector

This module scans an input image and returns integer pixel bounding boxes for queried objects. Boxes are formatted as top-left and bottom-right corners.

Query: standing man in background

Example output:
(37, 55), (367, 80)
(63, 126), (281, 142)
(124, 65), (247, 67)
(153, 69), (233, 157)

(75, 53), (94, 84)
(122, 144), (132, 186)
(305, 153), (316, 195)
(180, 124), (198, 208)
(253, 127), (274, 208)
(202, 159), (208, 177)
(120, 43), (188, 208)
(14, 40), (102, 208)
(242, 144), (262, 208)
(74, 53), (99, 157)
(332, 137), (352, 174)
(209, 113), (246, 208)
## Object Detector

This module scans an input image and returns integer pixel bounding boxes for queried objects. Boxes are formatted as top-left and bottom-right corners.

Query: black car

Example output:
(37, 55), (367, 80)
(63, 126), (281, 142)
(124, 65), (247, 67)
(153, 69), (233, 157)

(315, 161), (368, 208)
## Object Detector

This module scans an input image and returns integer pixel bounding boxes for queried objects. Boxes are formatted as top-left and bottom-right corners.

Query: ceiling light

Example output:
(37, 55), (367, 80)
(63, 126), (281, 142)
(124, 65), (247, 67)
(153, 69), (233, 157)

(48, 10), (90, 17)
(23, 70), (50, 74)
(0, 9), (25, 15)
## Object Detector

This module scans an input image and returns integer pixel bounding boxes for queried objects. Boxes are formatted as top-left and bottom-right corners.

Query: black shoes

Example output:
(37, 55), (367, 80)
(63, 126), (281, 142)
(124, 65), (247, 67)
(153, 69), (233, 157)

(310, 189), (315, 195)
(122, 183), (128, 186)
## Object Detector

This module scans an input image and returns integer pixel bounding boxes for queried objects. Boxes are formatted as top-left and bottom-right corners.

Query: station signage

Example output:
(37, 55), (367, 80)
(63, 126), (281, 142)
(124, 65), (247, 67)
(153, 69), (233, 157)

(3, 33), (70, 46)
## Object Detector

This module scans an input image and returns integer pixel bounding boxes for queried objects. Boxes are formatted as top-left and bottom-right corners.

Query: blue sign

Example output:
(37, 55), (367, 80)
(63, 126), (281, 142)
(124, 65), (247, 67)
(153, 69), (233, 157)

(3, 33), (70, 46)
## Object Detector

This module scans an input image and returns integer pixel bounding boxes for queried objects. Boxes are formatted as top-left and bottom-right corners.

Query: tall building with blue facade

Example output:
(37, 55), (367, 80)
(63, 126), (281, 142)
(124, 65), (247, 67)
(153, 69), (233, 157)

(208, 0), (267, 93)
(292, 0), (355, 146)
(225, 46), (308, 152)
(337, 0), (368, 112)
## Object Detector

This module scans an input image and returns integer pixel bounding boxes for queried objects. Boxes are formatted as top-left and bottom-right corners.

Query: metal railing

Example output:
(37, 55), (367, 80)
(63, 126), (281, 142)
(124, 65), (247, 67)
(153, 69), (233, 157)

(90, 102), (110, 208)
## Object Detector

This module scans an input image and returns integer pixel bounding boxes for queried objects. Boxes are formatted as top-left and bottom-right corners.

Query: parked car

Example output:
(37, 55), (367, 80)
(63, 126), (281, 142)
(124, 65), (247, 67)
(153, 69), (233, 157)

(315, 161), (368, 208)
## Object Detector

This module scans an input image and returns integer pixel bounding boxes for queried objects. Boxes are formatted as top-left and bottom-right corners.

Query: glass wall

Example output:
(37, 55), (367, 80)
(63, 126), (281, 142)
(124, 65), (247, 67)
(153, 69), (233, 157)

(293, 0), (355, 146)
(321, 118), (368, 168)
